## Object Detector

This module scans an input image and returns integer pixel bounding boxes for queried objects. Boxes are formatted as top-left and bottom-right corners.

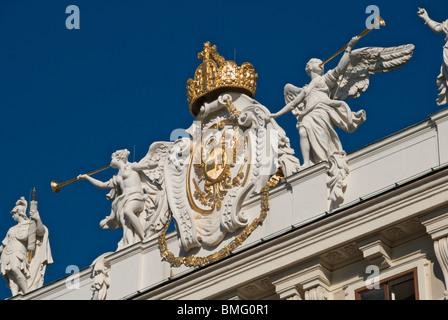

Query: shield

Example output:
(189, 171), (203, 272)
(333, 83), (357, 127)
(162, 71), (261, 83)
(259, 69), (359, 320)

(164, 93), (299, 253)
(187, 120), (250, 215)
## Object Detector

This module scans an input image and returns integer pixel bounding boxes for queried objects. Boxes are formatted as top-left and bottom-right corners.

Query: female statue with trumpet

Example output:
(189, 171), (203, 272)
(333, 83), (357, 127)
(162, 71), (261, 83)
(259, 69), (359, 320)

(77, 149), (147, 247)
(76, 143), (172, 250)
(417, 8), (448, 106)
(271, 17), (415, 169)
(271, 36), (365, 168)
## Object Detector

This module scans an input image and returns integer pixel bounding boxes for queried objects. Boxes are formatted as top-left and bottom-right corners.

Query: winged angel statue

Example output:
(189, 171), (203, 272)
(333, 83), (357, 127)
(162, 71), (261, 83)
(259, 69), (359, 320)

(272, 36), (415, 168)
(78, 142), (172, 250)
(417, 8), (448, 106)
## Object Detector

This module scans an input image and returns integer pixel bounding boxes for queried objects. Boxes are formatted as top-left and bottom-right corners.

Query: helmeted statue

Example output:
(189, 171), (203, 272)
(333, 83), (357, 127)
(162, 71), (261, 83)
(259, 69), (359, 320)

(0, 195), (53, 296)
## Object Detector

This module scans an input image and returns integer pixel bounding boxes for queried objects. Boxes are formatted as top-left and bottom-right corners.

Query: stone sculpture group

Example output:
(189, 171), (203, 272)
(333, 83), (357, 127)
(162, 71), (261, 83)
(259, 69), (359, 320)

(1, 7), (447, 298)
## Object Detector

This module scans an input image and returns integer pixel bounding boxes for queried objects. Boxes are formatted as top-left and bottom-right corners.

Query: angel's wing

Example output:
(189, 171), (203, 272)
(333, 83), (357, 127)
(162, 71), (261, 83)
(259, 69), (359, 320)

(284, 83), (307, 118)
(332, 44), (415, 101)
(284, 83), (303, 104)
(138, 142), (172, 185)
(137, 141), (173, 238)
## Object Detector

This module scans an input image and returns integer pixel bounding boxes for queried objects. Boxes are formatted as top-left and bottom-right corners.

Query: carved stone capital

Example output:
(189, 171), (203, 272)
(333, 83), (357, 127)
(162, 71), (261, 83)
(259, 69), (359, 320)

(271, 258), (331, 300)
(304, 285), (329, 300)
(278, 286), (302, 300)
(297, 260), (331, 300)
(286, 294), (302, 300)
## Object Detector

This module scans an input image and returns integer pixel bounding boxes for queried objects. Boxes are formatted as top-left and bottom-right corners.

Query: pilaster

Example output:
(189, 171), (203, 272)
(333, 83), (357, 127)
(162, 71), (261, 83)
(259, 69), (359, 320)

(420, 208), (448, 299)
(271, 258), (331, 300)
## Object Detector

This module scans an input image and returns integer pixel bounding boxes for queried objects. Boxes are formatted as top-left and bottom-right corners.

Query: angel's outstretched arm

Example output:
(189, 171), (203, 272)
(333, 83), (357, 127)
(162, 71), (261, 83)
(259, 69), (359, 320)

(271, 90), (306, 119)
(77, 175), (113, 189)
(334, 36), (360, 77)
(418, 8), (444, 34)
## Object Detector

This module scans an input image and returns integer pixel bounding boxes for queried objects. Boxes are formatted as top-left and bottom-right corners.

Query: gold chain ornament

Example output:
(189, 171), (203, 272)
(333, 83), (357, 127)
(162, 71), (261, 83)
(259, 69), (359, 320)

(158, 170), (283, 268)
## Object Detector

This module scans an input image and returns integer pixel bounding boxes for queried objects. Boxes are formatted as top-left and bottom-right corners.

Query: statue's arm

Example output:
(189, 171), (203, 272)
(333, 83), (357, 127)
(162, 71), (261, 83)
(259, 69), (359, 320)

(271, 90), (306, 119)
(334, 36), (360, 77)
(418, 8), (444, 33)
(29, 210), (45, 236)
(77, 175), (113, 189)
(424, 18), (444, 34)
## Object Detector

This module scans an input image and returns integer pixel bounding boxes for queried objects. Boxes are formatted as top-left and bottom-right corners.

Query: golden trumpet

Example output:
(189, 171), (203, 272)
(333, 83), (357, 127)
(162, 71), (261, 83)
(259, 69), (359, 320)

(51, 165), (111, 193)
(319, 15), (386, 67)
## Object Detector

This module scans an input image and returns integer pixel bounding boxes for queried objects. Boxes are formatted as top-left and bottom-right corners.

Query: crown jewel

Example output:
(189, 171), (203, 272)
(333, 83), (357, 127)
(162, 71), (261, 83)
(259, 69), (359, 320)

(186, 42), (258, 116)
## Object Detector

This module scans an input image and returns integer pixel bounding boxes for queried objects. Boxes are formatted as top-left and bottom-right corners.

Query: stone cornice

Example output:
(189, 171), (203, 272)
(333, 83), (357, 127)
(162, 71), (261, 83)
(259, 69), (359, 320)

(132, 165), (448, 300)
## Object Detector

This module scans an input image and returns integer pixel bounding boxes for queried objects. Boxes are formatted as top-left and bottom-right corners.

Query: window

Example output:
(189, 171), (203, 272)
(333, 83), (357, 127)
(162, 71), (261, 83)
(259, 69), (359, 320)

(356, 269), (418, 300)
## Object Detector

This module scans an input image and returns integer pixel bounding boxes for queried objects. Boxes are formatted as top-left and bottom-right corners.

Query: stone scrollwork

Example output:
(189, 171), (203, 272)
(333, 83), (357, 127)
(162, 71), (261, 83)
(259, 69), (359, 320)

(434, 237), (448, 299)
(286, 294), (302, 300)
(159, 42), (301, 263)
(151, 43), (309, 267)
(238, 102), (301, 190)
(160, 148), (284, 268)
(165, 90), (297, 254)
(420, 212), (448, 299)
(304, 285), (329, 300)
(327, 152), (350, 211)
(90, 252), (113, 300)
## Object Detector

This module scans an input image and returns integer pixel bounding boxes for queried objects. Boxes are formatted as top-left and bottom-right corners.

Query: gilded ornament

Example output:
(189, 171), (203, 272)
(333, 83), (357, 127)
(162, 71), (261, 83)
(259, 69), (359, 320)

(186, 41), (257, 117)
(187, 121), (249, 212)
(158, 170), (284, 268)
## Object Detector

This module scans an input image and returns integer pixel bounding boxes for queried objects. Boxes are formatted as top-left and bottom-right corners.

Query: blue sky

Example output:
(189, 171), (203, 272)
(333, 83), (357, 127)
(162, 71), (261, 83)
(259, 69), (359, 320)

(0, 0), (447, 299)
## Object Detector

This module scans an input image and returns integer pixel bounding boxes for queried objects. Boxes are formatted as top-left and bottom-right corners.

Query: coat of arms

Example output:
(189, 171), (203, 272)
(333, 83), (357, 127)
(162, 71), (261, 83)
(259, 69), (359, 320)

(163, 43), (301, 256)
(188, 119), (249, 213)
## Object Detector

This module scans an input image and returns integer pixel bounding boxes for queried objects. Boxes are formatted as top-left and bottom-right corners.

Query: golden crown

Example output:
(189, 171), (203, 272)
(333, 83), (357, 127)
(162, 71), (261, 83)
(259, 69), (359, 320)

(187, 42), (258, 117)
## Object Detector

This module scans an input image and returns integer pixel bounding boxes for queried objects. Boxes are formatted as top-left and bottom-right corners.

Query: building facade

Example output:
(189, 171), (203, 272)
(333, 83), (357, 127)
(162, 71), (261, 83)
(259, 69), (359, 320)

(12, 106), (448, 300)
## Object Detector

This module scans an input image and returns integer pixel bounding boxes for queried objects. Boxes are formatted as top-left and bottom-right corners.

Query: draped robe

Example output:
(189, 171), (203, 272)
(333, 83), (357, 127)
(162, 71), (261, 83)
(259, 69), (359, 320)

(436, 20), (448, 106)
(293, 69), (366, 165)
